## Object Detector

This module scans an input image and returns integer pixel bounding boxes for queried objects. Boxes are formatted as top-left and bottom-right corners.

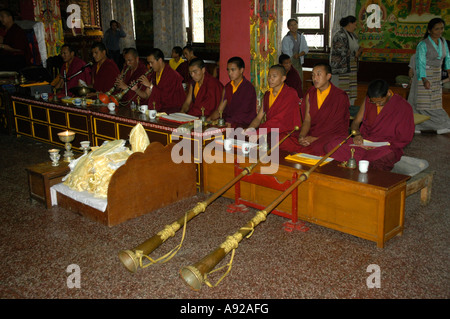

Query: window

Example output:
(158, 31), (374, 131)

(184, 0), (204, 44)
(287, 0), (332, 52)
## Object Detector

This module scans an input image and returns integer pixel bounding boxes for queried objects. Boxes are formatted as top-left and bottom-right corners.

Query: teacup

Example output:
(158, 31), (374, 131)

(242, 142), (251, 155)
(73, 98), (82, 106)
(41, 93), (49, 101)
(107, 102), (116, 111)
(359, 160), (369, 173)
(223, 139), (233, 151)
(139, 104), (148, 114)
(148, 109), (157, 119)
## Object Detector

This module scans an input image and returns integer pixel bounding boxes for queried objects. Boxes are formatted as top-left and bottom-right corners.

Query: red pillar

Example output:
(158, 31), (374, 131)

(219, 0), (251, 85)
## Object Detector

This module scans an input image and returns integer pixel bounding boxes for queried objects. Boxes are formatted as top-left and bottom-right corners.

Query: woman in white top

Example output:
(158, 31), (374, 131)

(281, 18), (309, 83)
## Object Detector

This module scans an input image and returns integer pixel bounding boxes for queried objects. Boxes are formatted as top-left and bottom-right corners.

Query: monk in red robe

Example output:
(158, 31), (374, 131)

(52, 44), (91, 95)
(247, 64), (301, 153)
(295, 63), (350, 156)
(132, 48), (186, 113)
(115, 47), (148, 106)
(169, 46), (189, 84)
(279, 54), (303, 99)
(325, 79), (415, 171)
(90, 42), (120, 93)
(208, 57), (257, 128)
(0, 9), (31, 71)
(180, 58), (223, 117)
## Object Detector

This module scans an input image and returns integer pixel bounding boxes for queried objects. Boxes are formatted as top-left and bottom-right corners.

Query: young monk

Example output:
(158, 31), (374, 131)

(180, 58), (223, 117)
(295, 63), (350, 156)
(90, 42), (120, 93)
(325, 79), (415, 171)
(247, 64), (301, 153)
(169, 46), (188, 83)
(131, 48), (186, 113)
(207, 56), (257, 128)
(279, 53), (303, 99)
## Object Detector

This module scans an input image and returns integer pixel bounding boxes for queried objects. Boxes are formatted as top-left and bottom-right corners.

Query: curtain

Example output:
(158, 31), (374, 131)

(100, 0), (136, 53)
(152, 0), (186, 58)
(331, 0), (357, 38)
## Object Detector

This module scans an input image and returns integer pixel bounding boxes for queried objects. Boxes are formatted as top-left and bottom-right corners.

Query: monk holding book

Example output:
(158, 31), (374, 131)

(326, 79), (415, 171)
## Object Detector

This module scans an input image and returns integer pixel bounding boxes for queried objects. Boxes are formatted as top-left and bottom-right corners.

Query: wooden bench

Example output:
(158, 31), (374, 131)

(405, 169), (435, 206)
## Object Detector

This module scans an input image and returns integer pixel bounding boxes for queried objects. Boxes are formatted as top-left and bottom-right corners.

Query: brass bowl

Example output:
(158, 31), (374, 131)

(69, 86), (96, 97)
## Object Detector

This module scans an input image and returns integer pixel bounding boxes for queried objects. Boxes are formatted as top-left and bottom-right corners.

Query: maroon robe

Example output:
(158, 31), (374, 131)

(60, 56), (92, 95)
(91, 58), (120, 93)
(0, 23), (31, 71)
(285, 67), (303, 98)
(326, 94), (415, 171)
(295, 83), (350, 156)
(222, 77), (257, 128)
(260, 85), (301, 153)
(187, 71), (223, 117)
(147, 65), (186, 113)
(176, 61), (189, 83)
(118, 61), (148, 105)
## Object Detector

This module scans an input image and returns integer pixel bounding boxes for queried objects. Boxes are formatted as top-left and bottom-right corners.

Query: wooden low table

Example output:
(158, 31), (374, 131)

(26, 161), (70, 208)
(202, 150), (410, 248)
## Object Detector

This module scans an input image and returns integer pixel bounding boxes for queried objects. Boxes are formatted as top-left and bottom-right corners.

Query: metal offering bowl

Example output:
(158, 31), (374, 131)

(58, 131), (75, 143)
(69, 86), (96, 97)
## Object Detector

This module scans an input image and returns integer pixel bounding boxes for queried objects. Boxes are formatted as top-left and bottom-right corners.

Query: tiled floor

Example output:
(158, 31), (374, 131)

(0, 132), (449, 301)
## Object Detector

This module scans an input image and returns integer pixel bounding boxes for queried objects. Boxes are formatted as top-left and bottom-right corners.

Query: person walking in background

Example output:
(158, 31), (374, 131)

(103, 20), (126, 69)
(330, 15), (363, 106)
(411, 18), (450, 135)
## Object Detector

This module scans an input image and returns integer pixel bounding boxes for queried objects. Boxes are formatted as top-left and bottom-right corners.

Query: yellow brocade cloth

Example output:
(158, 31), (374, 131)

(63, 124), (150, 198)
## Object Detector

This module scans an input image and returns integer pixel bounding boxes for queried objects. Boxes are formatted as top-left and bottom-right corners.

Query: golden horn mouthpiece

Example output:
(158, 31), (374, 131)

(294, 126), (299, 130)
(351, 130), (358, 136)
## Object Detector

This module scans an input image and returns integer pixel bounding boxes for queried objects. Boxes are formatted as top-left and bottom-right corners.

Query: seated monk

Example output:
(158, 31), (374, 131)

(325, 79), (415, 171)
(207, 56), (257, 128)
(169, 46), (188, 84)
(131, 48), (186, 113)
(180, 58), (223, 117)
(279, 53), (303, 99)
(247, 64), (301, 153)
(52, 44), (92, 94)
(90, 42), (120, 93)
(296, 63), (350, 156)
(115, 47), (148, 106)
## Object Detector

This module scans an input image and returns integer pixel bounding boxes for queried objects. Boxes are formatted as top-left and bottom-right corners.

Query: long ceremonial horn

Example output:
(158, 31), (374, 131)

(180, 130), (356, 290)
(118, 126), (300, 273)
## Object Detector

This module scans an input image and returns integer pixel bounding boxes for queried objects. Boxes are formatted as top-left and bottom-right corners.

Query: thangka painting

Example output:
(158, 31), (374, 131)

(33, 0), (65, 57)
(250, 0), (278, 106)
(356, 0), (450, 63)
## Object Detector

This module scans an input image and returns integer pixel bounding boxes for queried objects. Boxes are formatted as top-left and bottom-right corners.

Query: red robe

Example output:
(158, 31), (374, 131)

(176, 61), (189, 83)
(61, 56), (92, 95)
(223, 76), (257, 128)
(147, 65), (186, 113)
(295, 83), (350, 155)
(285, 67), (303, 98)
(260, 85), (301, 153)
(326, 94), (415, 171)
(117, 61), (148, 105)
(0, 23), (31, 70)
(187, 72), (223, 117)
(91, 58), (120, 93)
